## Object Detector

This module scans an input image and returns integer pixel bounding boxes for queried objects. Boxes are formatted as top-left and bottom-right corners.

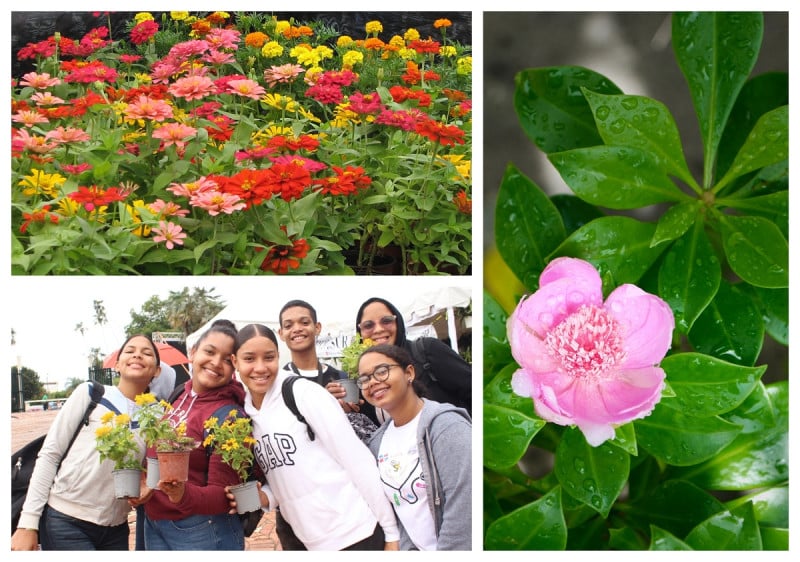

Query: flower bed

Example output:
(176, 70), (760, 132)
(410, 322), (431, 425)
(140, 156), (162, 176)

(11, 11), (472, 275)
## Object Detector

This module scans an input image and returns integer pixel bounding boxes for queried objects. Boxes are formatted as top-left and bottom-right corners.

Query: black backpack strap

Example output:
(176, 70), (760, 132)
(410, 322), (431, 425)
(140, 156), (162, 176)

(60, 381), (105, 469)
(281, 376), (315, 441)
(167, 384), (185, 404)
(411, 338), (438, 382)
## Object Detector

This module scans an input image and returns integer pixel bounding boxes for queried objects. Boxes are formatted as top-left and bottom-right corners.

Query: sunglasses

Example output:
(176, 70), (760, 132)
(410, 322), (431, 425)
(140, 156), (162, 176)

(358, 314), (397, 332)
(356, 363), (400, 389)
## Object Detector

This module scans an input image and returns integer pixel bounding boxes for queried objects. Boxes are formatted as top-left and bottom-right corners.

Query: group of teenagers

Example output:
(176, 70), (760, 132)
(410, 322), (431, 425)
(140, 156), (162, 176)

(11, 297), (473, 551)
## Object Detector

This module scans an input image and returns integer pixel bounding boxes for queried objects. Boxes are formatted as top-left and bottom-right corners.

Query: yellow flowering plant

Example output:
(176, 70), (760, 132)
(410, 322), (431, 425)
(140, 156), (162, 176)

(134, 392), (199, 452)
(95, 411), (142, 470)
(203, 409), (257, 482)
(339, 334), (375, 379)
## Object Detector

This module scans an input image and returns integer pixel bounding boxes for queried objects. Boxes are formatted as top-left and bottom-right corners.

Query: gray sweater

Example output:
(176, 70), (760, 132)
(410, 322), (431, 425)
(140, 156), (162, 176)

(367, 399), (472, 550)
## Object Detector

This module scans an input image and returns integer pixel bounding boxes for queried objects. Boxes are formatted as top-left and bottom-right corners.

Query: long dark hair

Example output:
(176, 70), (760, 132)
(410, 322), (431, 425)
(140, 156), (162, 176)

(117, 334), (161, 366)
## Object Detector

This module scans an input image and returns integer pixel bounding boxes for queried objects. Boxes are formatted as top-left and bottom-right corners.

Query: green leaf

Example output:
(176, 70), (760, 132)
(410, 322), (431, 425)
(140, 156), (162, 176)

(715, 105), (788, 192)
(719, 215), (788, 288)
(684, 501), (762, 550)
(672, 12), (764, 187)
(583, 89), (695, 186)
(495, 164), (566, 290)
(551, 216), (666, 287)
(609, 526), (648, 550)
(717, 72), (788, 179)
(554, 428), (629, 517)
(514, 66), (622, 154)
(635, 403), (742, 466)
(548, 146), (688, 209)
(550, 194), (604, 236)
(759, 527), (789, 551)
(750, 286), (788, 345)
(649, 526), (693, 550)
(718, 191), (788, 229)
(660, 353), (765, 417)
(725, 485), (788, 529)
(484, 403), (544, 471)
(657, 221), (720, 333)
(484, 486), (568, 550)
(688, 280), (764, 365)
(674, 381), (787, 490)
(484, 363), (536, 415)
(635, 480), (725, 538)
(651, 200), (702, 247)
(483, 292), (513, 384)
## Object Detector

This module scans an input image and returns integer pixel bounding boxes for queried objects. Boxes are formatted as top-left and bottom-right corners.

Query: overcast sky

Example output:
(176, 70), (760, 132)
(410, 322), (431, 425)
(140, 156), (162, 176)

(7, 275), (473, 392)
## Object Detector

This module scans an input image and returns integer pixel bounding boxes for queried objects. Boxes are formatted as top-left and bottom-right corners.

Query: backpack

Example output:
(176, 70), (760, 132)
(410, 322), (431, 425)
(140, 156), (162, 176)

(11, 381), (105, 534)
(409, 338), (471, 413)
(281, 376), (377, 444)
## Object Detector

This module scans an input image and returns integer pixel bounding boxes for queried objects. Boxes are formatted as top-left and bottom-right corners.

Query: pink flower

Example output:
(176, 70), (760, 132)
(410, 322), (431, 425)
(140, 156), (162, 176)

(508, 257), (674, 446)
(152, 123), (198, 150)
(168, 75), (217, 102)
(124, 95), (174, 122)
(189, 190), (246, 216)
(152, 221), (187, 250)
(225, 78), (266, 100)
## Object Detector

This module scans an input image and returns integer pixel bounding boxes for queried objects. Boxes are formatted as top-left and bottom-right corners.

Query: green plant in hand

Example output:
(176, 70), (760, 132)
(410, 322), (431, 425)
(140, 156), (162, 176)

(95, 411), (142, 470)
(485, 12), (787, 551)
(340, 334), (376, 379)
(203, 409), (256, 483)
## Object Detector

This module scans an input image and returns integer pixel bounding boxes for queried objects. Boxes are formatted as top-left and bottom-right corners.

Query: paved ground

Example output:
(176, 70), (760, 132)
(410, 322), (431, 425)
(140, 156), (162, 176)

(11, 409), (281, 550)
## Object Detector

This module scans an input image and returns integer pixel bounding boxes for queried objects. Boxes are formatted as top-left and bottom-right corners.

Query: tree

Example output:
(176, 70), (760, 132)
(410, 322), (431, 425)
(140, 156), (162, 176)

(124, 287), (225, 338)
(11, 366), (45, 407)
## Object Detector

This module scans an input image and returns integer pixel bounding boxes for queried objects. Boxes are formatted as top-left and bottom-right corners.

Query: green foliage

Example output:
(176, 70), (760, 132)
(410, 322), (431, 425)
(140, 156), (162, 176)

(485, 12), (787, 550)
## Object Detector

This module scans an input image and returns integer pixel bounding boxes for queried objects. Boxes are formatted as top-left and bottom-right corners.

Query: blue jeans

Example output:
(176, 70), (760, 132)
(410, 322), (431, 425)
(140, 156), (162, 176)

(143, 512), (244, 550)
(40, 505), (129, 550)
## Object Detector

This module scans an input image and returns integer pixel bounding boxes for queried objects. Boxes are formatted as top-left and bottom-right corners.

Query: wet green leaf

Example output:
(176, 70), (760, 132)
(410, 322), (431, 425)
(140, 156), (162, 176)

(483, 292), (513, 384)
(684, 501), (762, 550)
(750, 286), (788, 345)
(484, 401), (545, 471)
(719, 215), (788, 288)
(550, 194), (604, 236)
(660, 352), (765, 416)
(651, 200), (702, 247)
(658, 221), (721, 333)
(548, 146), (688, 209)
(726, 484), (788, 528)
(554, 428), (630, 517)
(484, 486), (568, 550)
(688, 280), (764, 365)
(496, 164), (565, 290)
(672, 12), (763, 186)
(514, 66), (622, 153)
(649, 526), (693, 550)
(635, 480), (725, 538)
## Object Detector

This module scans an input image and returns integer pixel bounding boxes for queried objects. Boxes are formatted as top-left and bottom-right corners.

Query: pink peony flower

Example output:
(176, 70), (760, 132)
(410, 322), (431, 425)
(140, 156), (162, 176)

(508, 257), (674, 446)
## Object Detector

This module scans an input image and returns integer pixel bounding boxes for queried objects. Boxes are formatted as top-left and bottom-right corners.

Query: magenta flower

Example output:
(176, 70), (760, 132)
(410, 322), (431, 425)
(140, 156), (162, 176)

(508, 257), (675, 446)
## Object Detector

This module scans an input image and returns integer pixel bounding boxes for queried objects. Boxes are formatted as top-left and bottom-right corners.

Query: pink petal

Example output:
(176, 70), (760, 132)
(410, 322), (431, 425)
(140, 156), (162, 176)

(605, 284), (674, 368)
(540, 257), (602, 289)
(507, 308), (558, 374)
(575, 421), (616, 447)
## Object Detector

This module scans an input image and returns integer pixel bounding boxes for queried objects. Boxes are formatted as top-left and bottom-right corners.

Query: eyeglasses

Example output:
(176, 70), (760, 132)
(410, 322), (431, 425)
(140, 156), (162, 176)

(358, 315), (397, 332)
(356, 363), (400, 389)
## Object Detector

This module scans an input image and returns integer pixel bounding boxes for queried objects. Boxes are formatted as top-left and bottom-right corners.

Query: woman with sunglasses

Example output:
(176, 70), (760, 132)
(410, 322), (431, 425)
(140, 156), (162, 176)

(357, 343), (472, 550)
(352, 297), (472, 414)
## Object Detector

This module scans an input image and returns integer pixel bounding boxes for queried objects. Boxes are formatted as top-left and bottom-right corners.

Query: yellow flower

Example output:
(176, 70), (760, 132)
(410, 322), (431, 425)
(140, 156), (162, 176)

(404, 28), (420, 41)
(275, 20), (291, 35)
(134, 12), (154, 24)
(365, 20), (383, 36)
(204, 412), (255, 482)
(101, 411), (115, 423)
(389, 35), (405, 48)
(261, 41), (284, 58)
(440, 45), (457, 58)
(342, 50), (364, 69)
(457, 56), (472, 76)
(337, 35), (354, 47)
(19, 169), (66, 198)
(95, 425), (112, 438)
(170, 11), (189, 21)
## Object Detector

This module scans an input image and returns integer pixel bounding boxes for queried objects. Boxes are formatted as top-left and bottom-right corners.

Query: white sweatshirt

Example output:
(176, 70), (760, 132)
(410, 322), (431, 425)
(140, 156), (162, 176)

(245, 370), (399, 550)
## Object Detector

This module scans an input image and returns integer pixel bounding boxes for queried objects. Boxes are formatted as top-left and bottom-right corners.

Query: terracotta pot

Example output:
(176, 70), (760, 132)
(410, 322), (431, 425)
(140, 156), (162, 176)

(156, 451), (191, 482)
(230, 480), (261, 514)
(112, 468), (141, 499)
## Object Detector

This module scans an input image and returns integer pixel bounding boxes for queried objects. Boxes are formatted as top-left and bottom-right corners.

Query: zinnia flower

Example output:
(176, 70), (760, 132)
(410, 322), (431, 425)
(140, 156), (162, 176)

(508, 257), (674, 446)
(152, 221), (187, 249)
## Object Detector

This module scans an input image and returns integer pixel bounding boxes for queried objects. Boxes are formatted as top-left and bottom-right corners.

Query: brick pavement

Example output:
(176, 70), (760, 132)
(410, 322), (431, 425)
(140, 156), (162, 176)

(11, 409), (281, 550)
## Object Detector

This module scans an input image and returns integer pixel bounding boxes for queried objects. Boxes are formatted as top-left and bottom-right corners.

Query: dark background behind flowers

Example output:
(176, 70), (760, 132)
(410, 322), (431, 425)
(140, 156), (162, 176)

(11, 11), (472, 78)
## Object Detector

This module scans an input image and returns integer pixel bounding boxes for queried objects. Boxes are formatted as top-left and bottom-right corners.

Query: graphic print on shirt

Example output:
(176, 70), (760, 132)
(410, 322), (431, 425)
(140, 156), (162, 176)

(377, 448), (427, 507)
(254, 432), (297, 473)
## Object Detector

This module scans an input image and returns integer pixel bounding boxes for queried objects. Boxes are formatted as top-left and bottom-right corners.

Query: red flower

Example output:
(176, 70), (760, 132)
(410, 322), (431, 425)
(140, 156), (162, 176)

(407, 39), (441, 55)
(453, 190), (472, 214)
(258, 233), (311, 274)
(216, 169), (275, 208)
(68, 185), (126, 212)
(414, 118), (466, 147)
(131, 20), (159, 45)
(315, 166), (372, 196)
(263, 162), (313, 202)
(19, 205), (59, 234)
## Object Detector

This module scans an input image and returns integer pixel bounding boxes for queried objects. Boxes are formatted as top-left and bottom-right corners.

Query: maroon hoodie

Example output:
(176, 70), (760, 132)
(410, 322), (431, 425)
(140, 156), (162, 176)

(143, 379), (246, 521)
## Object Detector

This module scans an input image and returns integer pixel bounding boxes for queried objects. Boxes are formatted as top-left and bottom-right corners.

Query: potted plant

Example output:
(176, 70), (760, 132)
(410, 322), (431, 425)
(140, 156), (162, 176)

(94, 411), (143, 498)
(134, 392), (198, 483)
(203, 409), (259, 513)
(338, 334), (376, 402)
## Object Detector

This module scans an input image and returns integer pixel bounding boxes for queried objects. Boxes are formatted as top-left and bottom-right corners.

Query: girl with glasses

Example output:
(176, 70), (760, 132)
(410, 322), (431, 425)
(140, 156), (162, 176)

(357, 343), (472, 550)
(229, 324), (400, 551)
(352, 297), (472, 414)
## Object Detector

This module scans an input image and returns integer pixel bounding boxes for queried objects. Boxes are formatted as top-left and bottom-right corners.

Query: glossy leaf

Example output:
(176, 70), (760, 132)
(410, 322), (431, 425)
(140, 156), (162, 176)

(719, 215), (788, 288)
(636, 480), (725, 538)
(726, 485), (788, 528)
(718, 191), (788, 230)
(551, 216), (666, 288)
(483, 291), (513, 384)
(717, 72), (789, 179)
(750, 286), (788, 345)
(674, 381), (787, 491)
(484, 402), (545, 471)
(715, 105), (788, 192)
(514, 66), (622, 154)
(658, 221), (720, 333)
(484, 486), (568, 550)
(583, 89), (695, 186)
(496, 164), (565, 290)
(651, 200), (702, 247)
(548, 146), (687, 210)
(635, 403), (742, 466)
(649, 526), (693, 550)
(484, 363), (536, 414)
(672, 12), (764, 186)
(554, 428), (629, 517)
(684, 501), (762, 550)
(609, 527), (648, 550)
(660, 352), (765, 417)
(759, 527), (789, 551)
(550, 194), (604, 236)
(688, 280), (764, 365)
